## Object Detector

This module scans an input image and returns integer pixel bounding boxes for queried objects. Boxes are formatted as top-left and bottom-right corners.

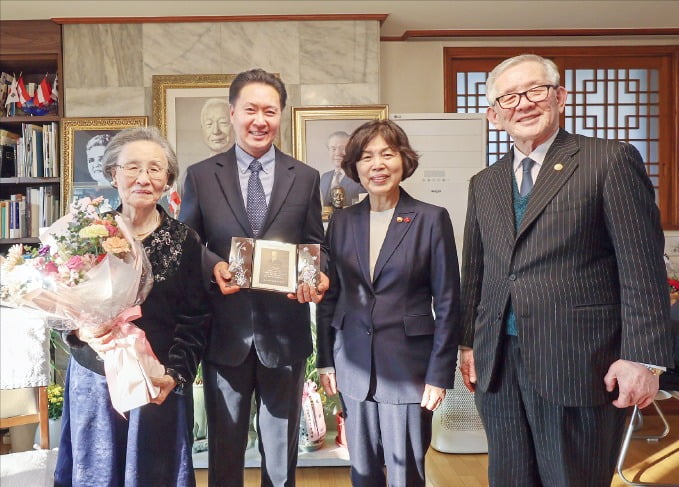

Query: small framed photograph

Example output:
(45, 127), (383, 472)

(61, 116), (148, 208)
(291, 105), (388, 214)
(152, 74), (236, 196)
(252, 240), (298, 293)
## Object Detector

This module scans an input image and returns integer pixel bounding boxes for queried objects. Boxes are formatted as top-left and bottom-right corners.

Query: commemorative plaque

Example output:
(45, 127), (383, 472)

(227, 238), (320, 293)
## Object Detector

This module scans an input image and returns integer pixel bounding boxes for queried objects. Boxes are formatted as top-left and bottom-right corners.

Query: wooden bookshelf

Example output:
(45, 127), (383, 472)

(0, 20), (63, 250)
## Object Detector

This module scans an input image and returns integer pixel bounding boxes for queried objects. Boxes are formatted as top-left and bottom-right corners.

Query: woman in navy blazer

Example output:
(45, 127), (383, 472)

(316, 120), (461, 487)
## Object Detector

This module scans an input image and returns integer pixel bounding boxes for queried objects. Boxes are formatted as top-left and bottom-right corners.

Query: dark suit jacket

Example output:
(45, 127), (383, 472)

(319, 169), (365, 207)
(317, 188), (461, 404)
(179, 146), (326, 368)
(460, 129), (673, 407)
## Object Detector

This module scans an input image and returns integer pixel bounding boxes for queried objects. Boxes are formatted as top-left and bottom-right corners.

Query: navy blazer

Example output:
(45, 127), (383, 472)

(179, 146), (326, 368)
(317, 188), (461, 404)
(460, 129), (673, 407)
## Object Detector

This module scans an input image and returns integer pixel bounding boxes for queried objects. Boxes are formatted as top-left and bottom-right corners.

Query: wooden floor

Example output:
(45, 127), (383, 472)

(196, 413), (679, 486)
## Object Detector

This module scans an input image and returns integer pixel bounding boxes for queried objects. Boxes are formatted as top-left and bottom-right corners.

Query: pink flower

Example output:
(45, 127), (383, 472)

(44, 261), (58, 274)
(66, 255), (84, 271)
(80, 254), (97, 269)
(103, 222), (118, 237)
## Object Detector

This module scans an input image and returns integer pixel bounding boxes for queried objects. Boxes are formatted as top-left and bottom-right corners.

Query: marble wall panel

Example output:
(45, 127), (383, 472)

(63, 24), (143, 88)
(220, 22), (300, 85)
(64, 87), (146, 117)
(299, 21), (378, 85)
(63, 19), (380, 139)
(142, 23), (223, 86)
(352, 21), (380, 86)
(300, 83), (379, 106)
(280, 83), (302, 154)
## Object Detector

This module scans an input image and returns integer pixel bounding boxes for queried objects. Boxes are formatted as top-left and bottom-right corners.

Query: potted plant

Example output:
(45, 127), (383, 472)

(298, 319), (343, 451)
(193, 362), (208, 448)
(34, 383), (63, 448)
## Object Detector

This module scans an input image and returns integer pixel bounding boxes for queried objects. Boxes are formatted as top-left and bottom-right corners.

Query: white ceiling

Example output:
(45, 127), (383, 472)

(1, 1), (678, 38)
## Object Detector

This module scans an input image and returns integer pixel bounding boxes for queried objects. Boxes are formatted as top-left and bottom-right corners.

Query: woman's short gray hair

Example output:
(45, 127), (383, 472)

(102, 126), (179, 186)
(486, 54), (560, 105)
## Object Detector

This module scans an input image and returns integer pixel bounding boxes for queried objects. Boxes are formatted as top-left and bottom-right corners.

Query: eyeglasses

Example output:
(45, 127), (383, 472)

(115, 164), (167, 180)
(494, 84), (558, 109)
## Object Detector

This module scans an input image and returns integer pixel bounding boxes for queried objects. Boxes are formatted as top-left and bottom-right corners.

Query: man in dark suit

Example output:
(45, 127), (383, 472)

(180, 68), (328, 487)
(319, 130), (365, 206)
(459, 54), (673, 486)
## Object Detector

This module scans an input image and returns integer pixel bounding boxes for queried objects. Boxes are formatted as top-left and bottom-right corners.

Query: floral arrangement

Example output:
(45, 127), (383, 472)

(665, 253), (679, 295)
(47, 383), (64, 420)
(670, 278), (679, 295)
(1, 197), (131, 293)
(0, 197), (163, 414)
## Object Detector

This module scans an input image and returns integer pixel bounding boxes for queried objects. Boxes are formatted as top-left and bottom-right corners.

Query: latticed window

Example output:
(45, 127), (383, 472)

(563, 67), (660, 190)
(444, 47), (679, 228)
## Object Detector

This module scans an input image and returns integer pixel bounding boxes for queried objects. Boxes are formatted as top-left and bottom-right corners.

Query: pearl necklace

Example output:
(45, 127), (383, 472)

(134, 210), (160, 241)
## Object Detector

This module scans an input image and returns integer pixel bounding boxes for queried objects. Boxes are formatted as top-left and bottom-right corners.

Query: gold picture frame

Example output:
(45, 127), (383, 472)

(292, 105), (388, 216)
(291, 105), (388, 163)
(152, 74), (236, 193)
(61, 116), (148, 209)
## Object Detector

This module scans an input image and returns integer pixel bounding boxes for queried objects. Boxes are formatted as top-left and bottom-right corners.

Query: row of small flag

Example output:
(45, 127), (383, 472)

(3, 73), (58, 109)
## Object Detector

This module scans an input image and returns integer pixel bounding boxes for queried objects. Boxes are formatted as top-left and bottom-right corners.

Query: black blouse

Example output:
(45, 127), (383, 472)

(69, 206), (210, 384)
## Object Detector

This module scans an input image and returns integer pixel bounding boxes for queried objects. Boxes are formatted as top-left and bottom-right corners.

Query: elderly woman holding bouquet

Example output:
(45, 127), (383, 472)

(54, 127), (210, 487)
(316, 120), (461, 487)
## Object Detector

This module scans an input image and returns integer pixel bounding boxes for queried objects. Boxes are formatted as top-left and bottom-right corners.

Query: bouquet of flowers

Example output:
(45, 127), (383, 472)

(0, 197), (164, 414)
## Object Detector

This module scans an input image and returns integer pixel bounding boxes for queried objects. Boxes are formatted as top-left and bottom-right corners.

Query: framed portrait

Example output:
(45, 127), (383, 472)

(61, 116), (148, 209)
(152, 74), (237, 194)
(291, 105), (388, 211)
(252, 240), (298, 293)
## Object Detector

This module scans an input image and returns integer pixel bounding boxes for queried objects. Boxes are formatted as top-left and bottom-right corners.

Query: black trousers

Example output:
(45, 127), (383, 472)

(476, 337), (626, 487)
(203, 346), (305, 487)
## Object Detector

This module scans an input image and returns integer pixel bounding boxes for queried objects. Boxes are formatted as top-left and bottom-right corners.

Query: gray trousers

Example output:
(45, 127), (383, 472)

(342, 394), (433, 487)
(476, 337), (626, 487)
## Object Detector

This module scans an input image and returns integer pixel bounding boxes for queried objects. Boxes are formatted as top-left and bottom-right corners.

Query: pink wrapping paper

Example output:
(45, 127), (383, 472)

(102, 306), (165, 415)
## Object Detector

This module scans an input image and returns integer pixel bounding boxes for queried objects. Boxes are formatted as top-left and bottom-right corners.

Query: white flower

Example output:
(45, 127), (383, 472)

(2, 244), (24, 272)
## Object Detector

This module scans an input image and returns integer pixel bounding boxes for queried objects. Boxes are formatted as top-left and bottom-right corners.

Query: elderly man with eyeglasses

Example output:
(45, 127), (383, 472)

(458, 54), (673, 487)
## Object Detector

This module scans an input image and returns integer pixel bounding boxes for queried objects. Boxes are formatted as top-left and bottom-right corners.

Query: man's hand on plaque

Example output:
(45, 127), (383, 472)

(287, 271), (329, 303)
(213, 261), (241, 295)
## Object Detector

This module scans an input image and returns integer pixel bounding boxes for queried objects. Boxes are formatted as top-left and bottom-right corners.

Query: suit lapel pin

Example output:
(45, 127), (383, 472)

(396, 216), (403, 222)
(554, 163), (564, 171)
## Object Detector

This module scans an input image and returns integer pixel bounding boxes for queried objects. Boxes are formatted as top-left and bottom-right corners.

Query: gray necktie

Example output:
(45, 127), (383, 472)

(520, 157), (535, 197)
(247, 160), (267, 237)
(332, 169), (342, 188)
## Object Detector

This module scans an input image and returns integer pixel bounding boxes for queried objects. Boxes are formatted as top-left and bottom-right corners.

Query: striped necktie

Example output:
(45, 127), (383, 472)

(247, 160), (267, 237)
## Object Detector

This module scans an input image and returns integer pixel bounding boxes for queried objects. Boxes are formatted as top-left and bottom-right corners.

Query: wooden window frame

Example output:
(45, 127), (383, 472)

(444, 46), (679, 229)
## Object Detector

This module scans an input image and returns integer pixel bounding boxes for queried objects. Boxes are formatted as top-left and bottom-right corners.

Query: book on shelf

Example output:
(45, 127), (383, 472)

(0, 200), (8, 238)
(1, 124), (59, 178)
(42, 122), (59, 177)
(0, 189), (59, 239)
(0, 129), (20, 178)
(27, 187), (40, 237)
(31, 126), (45, 178)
